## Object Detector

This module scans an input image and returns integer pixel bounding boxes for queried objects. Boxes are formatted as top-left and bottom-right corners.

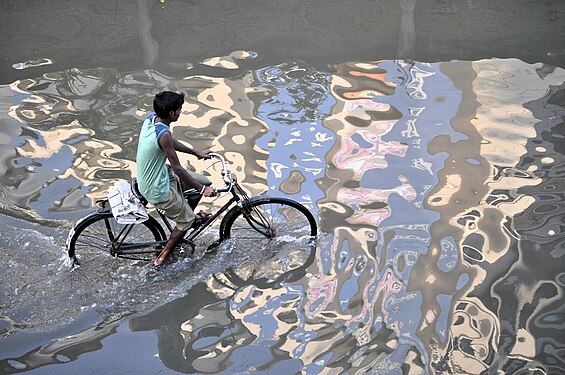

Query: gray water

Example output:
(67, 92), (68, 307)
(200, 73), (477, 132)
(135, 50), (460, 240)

(0, 1), (564, 374)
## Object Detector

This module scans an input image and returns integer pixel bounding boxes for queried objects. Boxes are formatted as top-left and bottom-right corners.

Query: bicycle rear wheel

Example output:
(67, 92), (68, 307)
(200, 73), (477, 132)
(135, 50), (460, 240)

(67, 211), (166, 266)
(221, 197), (317, 249)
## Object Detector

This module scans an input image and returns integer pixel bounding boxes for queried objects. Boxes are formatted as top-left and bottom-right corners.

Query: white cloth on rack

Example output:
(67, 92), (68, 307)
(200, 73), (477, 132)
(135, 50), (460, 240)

(108, 181), (149, 224)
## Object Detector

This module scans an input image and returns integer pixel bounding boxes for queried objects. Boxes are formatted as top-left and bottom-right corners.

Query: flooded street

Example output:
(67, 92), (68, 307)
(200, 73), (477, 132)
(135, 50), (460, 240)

(1, 1), (564, 374)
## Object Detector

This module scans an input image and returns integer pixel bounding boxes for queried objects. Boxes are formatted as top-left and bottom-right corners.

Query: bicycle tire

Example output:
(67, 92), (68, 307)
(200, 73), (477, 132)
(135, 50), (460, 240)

(220, 197), (317, 248)
(67, 211), (166, 266)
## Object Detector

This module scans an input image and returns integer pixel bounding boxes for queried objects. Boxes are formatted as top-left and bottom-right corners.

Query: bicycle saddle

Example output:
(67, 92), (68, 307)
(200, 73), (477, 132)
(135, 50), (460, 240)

(131, 179), (148, 206)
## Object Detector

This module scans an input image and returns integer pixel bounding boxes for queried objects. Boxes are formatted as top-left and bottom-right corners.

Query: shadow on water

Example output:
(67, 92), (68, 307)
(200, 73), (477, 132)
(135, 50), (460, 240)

(1, 1), (565, 374)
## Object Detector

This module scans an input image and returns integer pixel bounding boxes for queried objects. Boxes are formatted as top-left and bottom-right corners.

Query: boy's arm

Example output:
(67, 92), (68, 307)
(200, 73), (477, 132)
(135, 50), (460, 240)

(172, 138), (210, 159)
(159, 132), (215, 197)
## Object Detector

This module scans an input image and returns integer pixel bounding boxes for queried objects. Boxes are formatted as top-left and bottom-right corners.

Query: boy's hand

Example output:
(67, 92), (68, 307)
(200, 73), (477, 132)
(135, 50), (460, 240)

(202, 186), (216, 197)
(195, 150), (212, 159)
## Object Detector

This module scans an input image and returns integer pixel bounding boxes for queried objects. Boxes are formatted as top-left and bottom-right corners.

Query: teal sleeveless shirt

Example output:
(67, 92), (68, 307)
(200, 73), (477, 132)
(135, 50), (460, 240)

(136, 113), (171, 204)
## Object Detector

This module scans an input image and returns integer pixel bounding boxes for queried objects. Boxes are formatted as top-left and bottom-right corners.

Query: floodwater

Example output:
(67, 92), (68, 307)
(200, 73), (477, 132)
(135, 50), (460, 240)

(1, 1), (564, 374)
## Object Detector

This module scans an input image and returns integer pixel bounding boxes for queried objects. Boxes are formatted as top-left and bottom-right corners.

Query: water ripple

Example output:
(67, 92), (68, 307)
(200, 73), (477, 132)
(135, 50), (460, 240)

(1, 58), (564, 374)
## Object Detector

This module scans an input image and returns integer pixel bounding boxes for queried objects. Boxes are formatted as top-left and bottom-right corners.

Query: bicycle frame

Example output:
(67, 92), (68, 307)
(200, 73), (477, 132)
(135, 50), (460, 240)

(103, 153), (272, 256)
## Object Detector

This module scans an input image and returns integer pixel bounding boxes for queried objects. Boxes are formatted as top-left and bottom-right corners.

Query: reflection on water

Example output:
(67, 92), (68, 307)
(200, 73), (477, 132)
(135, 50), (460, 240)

(0, 56), (564, 374)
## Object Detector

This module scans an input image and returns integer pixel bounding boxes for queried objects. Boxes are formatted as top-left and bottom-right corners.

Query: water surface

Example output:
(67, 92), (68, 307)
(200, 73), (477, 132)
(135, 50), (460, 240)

(1, 1), (564, 374)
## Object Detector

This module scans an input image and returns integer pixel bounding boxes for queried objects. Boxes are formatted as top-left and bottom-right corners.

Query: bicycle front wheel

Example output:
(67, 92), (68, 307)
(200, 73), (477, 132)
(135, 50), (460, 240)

(221, 197), (317, 248)
(67, 211), (166, 265)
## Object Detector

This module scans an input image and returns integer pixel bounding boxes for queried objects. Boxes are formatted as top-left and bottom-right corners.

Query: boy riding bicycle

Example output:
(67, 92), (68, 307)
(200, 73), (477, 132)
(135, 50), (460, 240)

(136, 91), (216, 266)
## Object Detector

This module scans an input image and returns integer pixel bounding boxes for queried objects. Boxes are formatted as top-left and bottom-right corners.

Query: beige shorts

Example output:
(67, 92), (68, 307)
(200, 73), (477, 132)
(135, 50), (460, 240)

(154, 167), (211, 232)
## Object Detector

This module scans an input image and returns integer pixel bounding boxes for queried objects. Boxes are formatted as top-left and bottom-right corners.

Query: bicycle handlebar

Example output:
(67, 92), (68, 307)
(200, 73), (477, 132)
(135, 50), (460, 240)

(207, 152), (233, 193)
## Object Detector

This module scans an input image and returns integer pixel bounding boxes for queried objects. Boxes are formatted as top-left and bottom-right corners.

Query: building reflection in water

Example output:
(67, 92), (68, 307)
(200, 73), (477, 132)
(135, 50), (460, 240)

(129, 59), (563, 374)
(2, 56), (564, 374)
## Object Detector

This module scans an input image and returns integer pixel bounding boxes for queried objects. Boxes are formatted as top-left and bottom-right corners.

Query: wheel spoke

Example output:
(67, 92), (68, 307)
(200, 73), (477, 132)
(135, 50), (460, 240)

(224, 198), (316, 250)
(69, 213), (164, 264)
(75, 234), (111, 250)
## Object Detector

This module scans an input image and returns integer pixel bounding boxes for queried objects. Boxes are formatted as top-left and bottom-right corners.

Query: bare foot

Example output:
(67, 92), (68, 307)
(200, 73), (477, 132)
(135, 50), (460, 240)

(154, 248), (172, 266)
(154, 227), (187, 267)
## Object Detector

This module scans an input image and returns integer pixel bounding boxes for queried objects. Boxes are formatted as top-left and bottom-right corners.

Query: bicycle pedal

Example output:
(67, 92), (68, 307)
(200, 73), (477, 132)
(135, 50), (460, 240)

(179, 239), (196, 254)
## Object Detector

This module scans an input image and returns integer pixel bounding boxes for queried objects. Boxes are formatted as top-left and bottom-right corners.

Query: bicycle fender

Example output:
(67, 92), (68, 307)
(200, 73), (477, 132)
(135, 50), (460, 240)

(245, 196), (272, 204)
(66, 211), (108, 250)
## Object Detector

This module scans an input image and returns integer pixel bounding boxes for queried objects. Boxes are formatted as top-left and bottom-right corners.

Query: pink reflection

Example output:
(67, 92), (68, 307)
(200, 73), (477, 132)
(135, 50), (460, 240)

(305, 277), (337, 317)
(337, 176), (417, 205)
(348, 268), (403, 344)
(333, 130), (407, 180)
(305, 227), (404, 344)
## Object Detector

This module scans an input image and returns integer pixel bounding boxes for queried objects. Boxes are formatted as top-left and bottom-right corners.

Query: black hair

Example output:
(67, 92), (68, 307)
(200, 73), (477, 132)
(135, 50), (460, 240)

(153, 91), (185, 118)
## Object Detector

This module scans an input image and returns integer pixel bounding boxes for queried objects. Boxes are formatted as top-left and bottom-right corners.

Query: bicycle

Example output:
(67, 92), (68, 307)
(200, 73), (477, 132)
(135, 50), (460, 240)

(66, 153), (318, 267)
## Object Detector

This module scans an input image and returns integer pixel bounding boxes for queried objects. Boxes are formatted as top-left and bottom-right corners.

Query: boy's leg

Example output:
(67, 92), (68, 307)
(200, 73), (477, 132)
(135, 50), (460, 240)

(184, 171), (212, 210)
(153, 174), (196, 266)
(154, 227), (187, 266)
